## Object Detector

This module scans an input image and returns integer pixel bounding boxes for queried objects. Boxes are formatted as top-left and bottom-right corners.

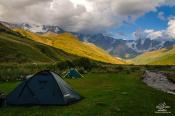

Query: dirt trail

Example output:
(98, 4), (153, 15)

(142, 70), (175, 95)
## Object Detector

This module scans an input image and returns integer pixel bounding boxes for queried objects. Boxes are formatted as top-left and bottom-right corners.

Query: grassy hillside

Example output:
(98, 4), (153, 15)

(130, 46), (175, 65)
(14, 29), (125, 64)
(0, 24), (80, 63)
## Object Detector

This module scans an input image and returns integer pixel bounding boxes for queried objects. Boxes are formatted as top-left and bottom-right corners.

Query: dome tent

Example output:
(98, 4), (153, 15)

(6, 70), (82, 105)
(64, 68), (83, 79)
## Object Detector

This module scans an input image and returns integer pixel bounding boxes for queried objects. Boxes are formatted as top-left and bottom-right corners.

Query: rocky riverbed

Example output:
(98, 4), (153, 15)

(142, 70), (175, 95)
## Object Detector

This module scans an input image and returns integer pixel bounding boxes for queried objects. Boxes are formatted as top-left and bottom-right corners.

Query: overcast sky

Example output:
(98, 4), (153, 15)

(0, 0), (175, 39)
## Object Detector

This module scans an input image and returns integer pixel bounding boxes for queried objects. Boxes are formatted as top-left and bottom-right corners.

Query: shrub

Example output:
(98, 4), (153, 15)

(74, 58), (93, 71)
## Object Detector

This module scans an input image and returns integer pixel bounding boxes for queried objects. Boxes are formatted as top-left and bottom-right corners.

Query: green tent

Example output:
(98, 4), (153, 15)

(64, 68), (83, 79)
(6, 70), (82, 105)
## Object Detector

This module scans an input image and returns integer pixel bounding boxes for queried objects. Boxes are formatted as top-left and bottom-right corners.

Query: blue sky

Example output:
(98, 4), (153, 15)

(111, 5), (175, 40)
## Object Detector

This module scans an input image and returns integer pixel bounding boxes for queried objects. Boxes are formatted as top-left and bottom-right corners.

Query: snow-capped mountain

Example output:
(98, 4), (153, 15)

(127, 38), (170, 53)
(1, 21), (175, 59)
(73, 32), (175, 59)
(20, 23), (64, 34)
(0, 21), (64, 34)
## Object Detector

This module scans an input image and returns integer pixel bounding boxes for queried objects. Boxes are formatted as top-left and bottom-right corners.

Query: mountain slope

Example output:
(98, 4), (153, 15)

(74, 33), (175, 59)
(130, 46), (175, 65)
(14, 29), (125, 64)
(3, 22), (175, 60)
(0, 24), (80, 63)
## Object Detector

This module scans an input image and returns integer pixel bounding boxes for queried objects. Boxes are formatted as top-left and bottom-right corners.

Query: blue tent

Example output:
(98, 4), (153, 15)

(6, 70), (82, 105)
(64, 68), (82, 78)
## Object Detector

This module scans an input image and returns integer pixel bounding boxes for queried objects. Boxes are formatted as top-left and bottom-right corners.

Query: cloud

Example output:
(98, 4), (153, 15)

(167, 18), (175, 38)
(158, 12), (166, 21)
(0, 0), (174, 33)
(144, 17), (175, 39)
(144, 29), (165, 39)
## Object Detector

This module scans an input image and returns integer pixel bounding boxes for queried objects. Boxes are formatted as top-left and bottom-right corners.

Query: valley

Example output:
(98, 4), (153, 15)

(0, 22), (125, 64)
(130, 46), (175, 65)
(2, 21), (175, 66)
(0, 1), (175, 116)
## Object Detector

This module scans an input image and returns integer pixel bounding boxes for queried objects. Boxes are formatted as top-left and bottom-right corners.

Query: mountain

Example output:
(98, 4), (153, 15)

(13, 27), (125, 64)
(0, 21), (64, 34)
(0, 22), (125, 64)
(73, 33), (138, 58)
(0, 23), (80, 63)
(1, 21), (125, 64)
(4, 21), (175, 61)
(130, 46), (175, 65)
(126, 38), (175, 53)
(74, 32), (175, 59)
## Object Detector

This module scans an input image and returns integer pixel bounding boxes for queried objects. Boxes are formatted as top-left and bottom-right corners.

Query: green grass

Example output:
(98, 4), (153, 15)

(0, 71), (175, 116)
(0, 33), (80, 63)
(0, 81), (20, 93)
(130, 46), (175, 65)
(0, 24), (81, 63)
(167, 76), (175, 83)
(165, 72), (175, 83)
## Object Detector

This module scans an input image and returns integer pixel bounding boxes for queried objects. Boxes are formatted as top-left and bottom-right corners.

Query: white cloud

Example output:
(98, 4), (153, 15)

(144, 18), (175, 39)
(69, 0), (93, 11)
(167, 18), (175, 38)
(158, 12), (166, 21)
(0, 0), (174, 33)
(144, 29), (164, 39)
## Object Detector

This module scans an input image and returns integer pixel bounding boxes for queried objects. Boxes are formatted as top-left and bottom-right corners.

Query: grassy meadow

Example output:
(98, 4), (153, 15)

(0, 64), (175, 116)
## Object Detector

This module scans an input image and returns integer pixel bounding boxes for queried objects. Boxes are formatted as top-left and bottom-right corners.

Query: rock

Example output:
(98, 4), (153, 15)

(142, 70), (175, 95)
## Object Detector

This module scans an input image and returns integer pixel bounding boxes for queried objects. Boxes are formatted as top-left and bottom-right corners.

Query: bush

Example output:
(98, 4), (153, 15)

(115, 66), (124, 71)
(78, 68), (87, 74)
(74, 58), (93, 71)
(57, 60), (75, 70)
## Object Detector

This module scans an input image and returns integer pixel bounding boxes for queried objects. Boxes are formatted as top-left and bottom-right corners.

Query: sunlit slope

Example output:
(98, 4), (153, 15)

(130, 46), (175, 65)
(15, 29), (125, 64)
(0, 24), (79, 63)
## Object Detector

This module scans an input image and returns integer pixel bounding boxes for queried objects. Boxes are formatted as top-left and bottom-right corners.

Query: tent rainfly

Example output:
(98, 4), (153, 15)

(6, 70), (82, 105)
(64, 68), (83, 78)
